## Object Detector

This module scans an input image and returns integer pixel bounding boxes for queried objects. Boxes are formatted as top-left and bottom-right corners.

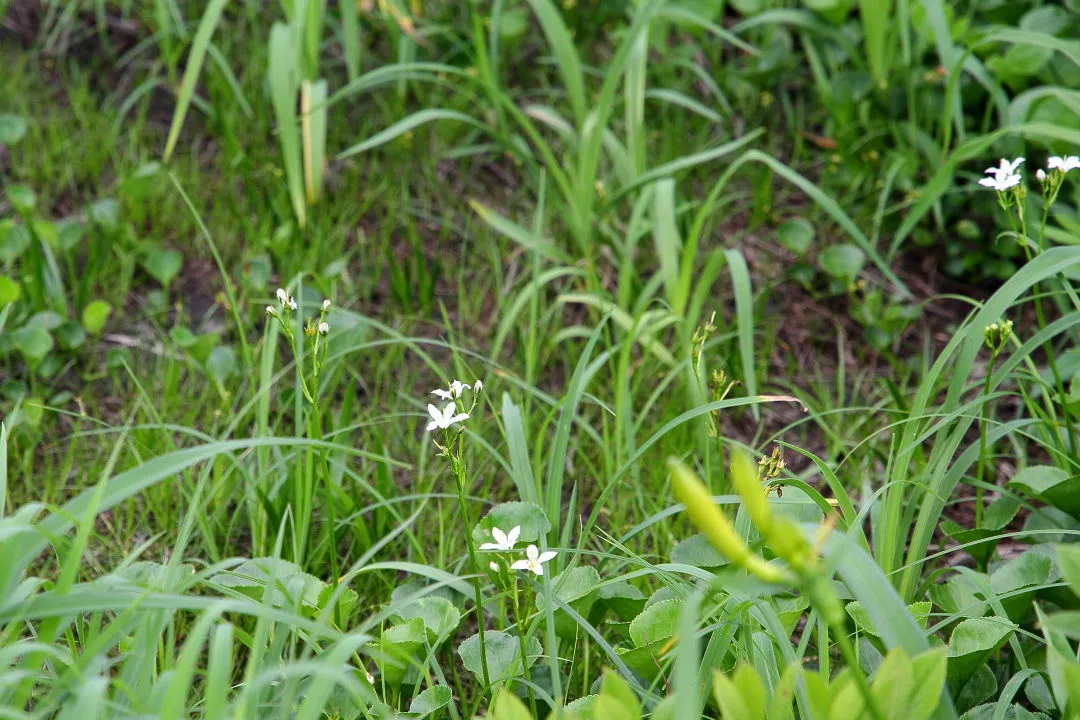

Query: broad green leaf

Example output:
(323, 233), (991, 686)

(629, 598), (682, 648)
(12, 326), (53, 364)
(141, 248), (183, 288)
(671, 534), (727, 568)
(958, 704), (1050, 720)
(54, 320), (86, 351)
(847, 600), (933, 636)
(947, 618), (1016, 687)
(870, 648), (915, 716)
(0, 220), (30, 263)
(81, 300), (113, 335)
(0, 114), (27, 145)
(561, 695), (598, 719)
(596, 580), (646, 621)
(1009, 465), (1080, 519)
(87, 199), (120, 232)
(369, 617), (426, 687)
(0, 276), (21, 306)
(778, 218), (814, 255)
(990, 550), (1052, 620)
(940, 497), (1020, 567)
(391, 596), (460, 644)
(536, 565), (601, 640)
(955, 664), (997, 715)
(490, 689), (532, 720)
(909, 647), (949, 720)
(408, 686), (452, 717)
(818, 243), (866, 280)
(211, 557), (326, 612)
(7, 185), (36, 215)
(472, 502), (551, 546)
(205, 345), (237, 383)
(458, 630), (541, 684)
(1057, 544), (1080, 598)
(599, 669), (641, 719)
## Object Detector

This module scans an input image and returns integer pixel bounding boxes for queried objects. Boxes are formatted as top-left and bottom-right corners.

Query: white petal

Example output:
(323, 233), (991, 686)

(479, 542), (499, 551)
(506, 526), (520, 546)
(426, 421), (439, 432)
(492, 528), (508, 546)
(525, 544), (539, 561)
(532, 563), (544, 576)
(489, 562), (499, 571)
(428, 404), (443, 422)
(431, 389), (452, 399)
(536, 551), (557, 564)
(978, 177), (998, 188)
(510, 560), (530, 571)
(448, 413), (470, 425)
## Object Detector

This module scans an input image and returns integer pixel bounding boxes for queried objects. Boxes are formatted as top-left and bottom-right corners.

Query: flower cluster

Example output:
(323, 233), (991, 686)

(979, 157), (1024, 192)
(425, 379), (483, 434)
(479, 525), (557, 576)
(264, 288), (334, 404)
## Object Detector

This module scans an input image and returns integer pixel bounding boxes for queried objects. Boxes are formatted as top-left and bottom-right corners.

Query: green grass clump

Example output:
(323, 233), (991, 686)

(3, 0), (1080, 717)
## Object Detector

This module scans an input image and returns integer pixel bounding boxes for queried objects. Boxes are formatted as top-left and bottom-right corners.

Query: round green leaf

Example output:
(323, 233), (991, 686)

(7, 185), (36, 215)
(0, 114), (27, 145)
(87, 199), (120, 232)
(12, 326), (53, 364)
(81, 300), (113, 335)
(629, 598), (682, 647)
(55, 320), (87, 351)
(392, 596), (461, 644)
(818, 244), (866, 280)
(0, 275), (21, 306)
(777, 218), (814, 256)
(205, 345), (237, 382)
(457, 630), (541, 683)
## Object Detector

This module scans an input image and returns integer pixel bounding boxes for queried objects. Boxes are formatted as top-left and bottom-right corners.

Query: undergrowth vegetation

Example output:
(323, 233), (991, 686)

(2, 0), (1080, 718)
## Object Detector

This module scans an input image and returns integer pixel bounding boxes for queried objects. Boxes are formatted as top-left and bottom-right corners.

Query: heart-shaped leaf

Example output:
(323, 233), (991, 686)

(141, 248), (183, 288)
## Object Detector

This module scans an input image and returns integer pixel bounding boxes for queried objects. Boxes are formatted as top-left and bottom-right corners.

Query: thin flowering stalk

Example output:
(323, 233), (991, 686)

(428, 381), (491, 690)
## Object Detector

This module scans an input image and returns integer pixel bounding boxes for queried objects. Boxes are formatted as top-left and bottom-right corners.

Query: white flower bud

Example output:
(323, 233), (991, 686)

(322, 299), (331, 311)
(318, 322), (329, 335)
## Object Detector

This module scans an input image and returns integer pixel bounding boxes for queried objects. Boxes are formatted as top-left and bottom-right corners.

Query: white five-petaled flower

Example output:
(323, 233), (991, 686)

(425, 402), (470, 432)
(979, 157), (1024, 192)
(510, 544), (557, 576)
(1048, 156), (1080, 173)
(479, 525), (520, 552)
(318, 322), (329, 335)
(431, 380), (471, 400)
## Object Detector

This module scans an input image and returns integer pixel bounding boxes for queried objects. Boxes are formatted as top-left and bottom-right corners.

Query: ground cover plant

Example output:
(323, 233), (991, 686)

(2, 0), (1080, 717)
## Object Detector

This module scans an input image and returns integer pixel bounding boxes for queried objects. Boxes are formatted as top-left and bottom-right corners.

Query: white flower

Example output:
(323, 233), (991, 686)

(366, 671), (375, 684)
(265, 305), (276, 316)
(474, 380), (483, 394)
(489, 561), (499, 572)
(322, 298), (331, 311)
(479, 525), (520, 552)
(431, 380), (471, 400)
(979, 158), (1024, 192)
(276, 288), (297, 310)
(510, 544), (557, 576)
(1048, 156), (1080, 173)
(318, 322), (329, 335)
(1037, 169), (1047, 182)
(425, 403), (470, 432)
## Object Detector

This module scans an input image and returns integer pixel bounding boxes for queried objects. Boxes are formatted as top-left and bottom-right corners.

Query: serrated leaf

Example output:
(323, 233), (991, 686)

(947, 617), (1015, 687)
(408, 686), (452, 717)
(671, 533), (727, 568)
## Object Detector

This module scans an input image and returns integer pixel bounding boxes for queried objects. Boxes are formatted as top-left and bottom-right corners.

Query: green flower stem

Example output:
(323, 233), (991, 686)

(510, 575), (538, 717)
(449, 439), (492, 691)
